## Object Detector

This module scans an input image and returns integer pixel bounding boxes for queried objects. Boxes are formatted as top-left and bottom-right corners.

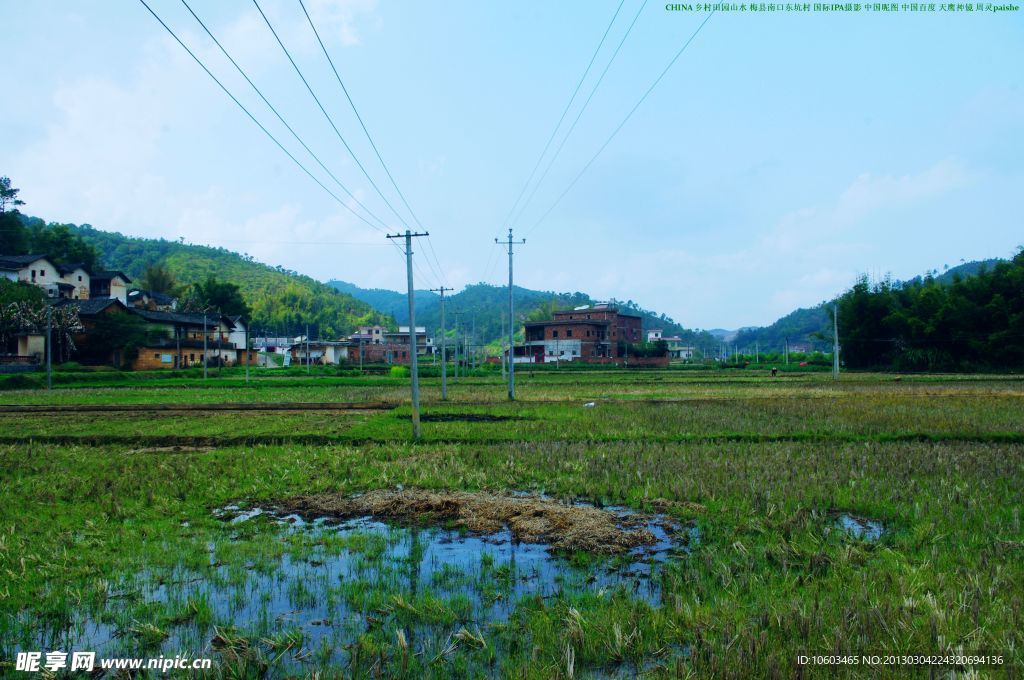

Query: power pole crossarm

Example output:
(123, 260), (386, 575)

(496, 228), (525, 401)
(388, 230), (429, 438)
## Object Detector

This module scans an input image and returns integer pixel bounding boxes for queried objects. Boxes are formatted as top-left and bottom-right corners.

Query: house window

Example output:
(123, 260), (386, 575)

(566, 330), (573, 337)
(39, 270), (44, 277)
(31, 270), (36, 281)
(154, 353), (159, 359)
(190, 353), (195, 361)
(552, 330), (559, 338)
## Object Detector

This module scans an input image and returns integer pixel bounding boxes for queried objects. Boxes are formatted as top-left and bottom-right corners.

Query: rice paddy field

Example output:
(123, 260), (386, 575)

(0, 367), (1022, 678)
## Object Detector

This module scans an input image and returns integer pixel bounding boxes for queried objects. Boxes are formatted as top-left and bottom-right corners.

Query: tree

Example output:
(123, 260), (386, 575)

(0, 211), (29, 255)
(0, 177), (25, 213)
(26, 222), (101, 271)
(140, 261), (181, 296)
(183, 275), (250, 318)
(88, 311), (168, 369)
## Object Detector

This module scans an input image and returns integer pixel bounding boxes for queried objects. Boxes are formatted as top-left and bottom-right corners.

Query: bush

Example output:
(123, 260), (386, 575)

(389, 365), (410, 378)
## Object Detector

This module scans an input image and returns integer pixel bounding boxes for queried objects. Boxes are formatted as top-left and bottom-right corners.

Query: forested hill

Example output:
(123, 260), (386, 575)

(731, 257), (1010, 353)
(328, 279), (720, 347)
(16, 215), (390, 338)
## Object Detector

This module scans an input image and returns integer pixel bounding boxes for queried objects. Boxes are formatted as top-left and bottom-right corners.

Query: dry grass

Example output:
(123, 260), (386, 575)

(278, 488), (667, 554)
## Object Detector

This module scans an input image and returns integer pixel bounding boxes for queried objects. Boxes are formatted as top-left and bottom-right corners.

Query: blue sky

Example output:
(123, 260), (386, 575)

(4, 0), (1022, 328)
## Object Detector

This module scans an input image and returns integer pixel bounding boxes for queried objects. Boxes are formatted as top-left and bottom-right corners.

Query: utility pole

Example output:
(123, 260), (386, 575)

(496, 228), (525, 400)
(832, 305), (840, 381)
(306, 323), (310, 373)
(46, 304), (52, 390)
(359, 336), (364, 371)
(387, 230), (429, 439)
(430, 287), (452, 400)
(755, 341), (759, 364)
(500, 312), (506, 380)
(453, 311), (461, 382)
(785, 337), (789, 365)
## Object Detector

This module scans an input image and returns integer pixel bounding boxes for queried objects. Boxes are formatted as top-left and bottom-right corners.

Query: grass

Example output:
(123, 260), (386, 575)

(0, 369), (1021, 677)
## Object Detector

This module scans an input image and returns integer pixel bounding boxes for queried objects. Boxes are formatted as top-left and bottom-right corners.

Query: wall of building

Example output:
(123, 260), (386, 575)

(18, 259), (60, 287)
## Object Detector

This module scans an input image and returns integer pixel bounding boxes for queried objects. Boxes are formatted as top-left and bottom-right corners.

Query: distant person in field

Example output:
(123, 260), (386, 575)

(771, 367), (778, 377)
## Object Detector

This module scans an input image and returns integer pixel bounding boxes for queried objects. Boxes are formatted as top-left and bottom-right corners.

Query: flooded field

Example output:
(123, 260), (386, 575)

(12, 497), (693, 676)
(1, 372), (1021, 676)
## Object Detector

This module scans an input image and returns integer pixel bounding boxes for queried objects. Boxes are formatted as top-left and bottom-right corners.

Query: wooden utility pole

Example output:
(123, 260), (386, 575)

(496, 228), (525, 400)
(430, 286), (453, 400)
(387, 230), (429, 439)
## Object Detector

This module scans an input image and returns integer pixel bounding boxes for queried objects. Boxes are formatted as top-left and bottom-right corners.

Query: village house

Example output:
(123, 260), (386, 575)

(289, 340), (349, 366)
(647, 329), (694, 360)
(516, 304), (643, 363)
(128, 308), (244, 370)
(350, 325), (386, 345)
(382, 326), (433, 356)
(128, 288), (177, 311)
(89, 271), (131, 304)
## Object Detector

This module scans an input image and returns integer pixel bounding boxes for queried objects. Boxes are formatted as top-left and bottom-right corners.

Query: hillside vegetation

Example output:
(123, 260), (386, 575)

(16, 216), (390, 338)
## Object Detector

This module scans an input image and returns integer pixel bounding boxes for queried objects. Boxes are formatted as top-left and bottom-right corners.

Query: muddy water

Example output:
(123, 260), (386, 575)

(19, 505), (695, 675)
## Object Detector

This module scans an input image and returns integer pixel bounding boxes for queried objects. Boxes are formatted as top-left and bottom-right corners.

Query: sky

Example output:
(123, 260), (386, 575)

(3, 0), (1022, 329)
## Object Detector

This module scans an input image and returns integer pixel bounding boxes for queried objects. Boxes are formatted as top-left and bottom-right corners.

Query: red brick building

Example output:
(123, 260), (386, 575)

(517, 304), (643, 363)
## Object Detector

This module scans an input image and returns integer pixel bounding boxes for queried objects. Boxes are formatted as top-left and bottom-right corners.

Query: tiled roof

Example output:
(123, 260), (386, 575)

(90, 271), (132, 282)
(0, 254), (51, 268)
(56, 262), (89, 276)
(52, 298), (127, 315)
(130, 308), (235, 328)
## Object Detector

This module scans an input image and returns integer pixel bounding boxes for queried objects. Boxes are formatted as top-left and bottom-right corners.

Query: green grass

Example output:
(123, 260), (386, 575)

(0, 370), (1021, 677)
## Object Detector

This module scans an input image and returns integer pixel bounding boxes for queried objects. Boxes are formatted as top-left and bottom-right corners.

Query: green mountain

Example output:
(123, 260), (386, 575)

(732, 258), (1008, 352)
(328, 279), (719, 349)
(16, 215), (391, 338)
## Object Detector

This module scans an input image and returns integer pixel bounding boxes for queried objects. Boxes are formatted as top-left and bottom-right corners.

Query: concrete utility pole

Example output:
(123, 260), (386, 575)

(500, 312), (506, 380)
(359, 337), (364, 371)
(832, 305), (840, 381)
(306, 323), (310, 373)
(430, 286), (453, 401)
(785, 337), (789, 365)
(46, 304), (52, 390)
(387, 229), (429, 439)
(453, 311), (461, 382)
(496, 228), (525, 400)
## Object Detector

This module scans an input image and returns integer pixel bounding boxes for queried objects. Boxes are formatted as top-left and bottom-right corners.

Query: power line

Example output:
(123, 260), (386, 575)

(252, 0), (411, 231)
(179, 0), (390, 232)
(525, 10), (715, 238)
(299, 0), (451, 289)
(510, 0), (649, 230)
(298, 0), (424, 234)
(499, 0), (627, 231)
(136, 0), (384, 236)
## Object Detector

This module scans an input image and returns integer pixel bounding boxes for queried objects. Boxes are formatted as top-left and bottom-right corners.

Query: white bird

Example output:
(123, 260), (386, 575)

(583, 402), (596, 408)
